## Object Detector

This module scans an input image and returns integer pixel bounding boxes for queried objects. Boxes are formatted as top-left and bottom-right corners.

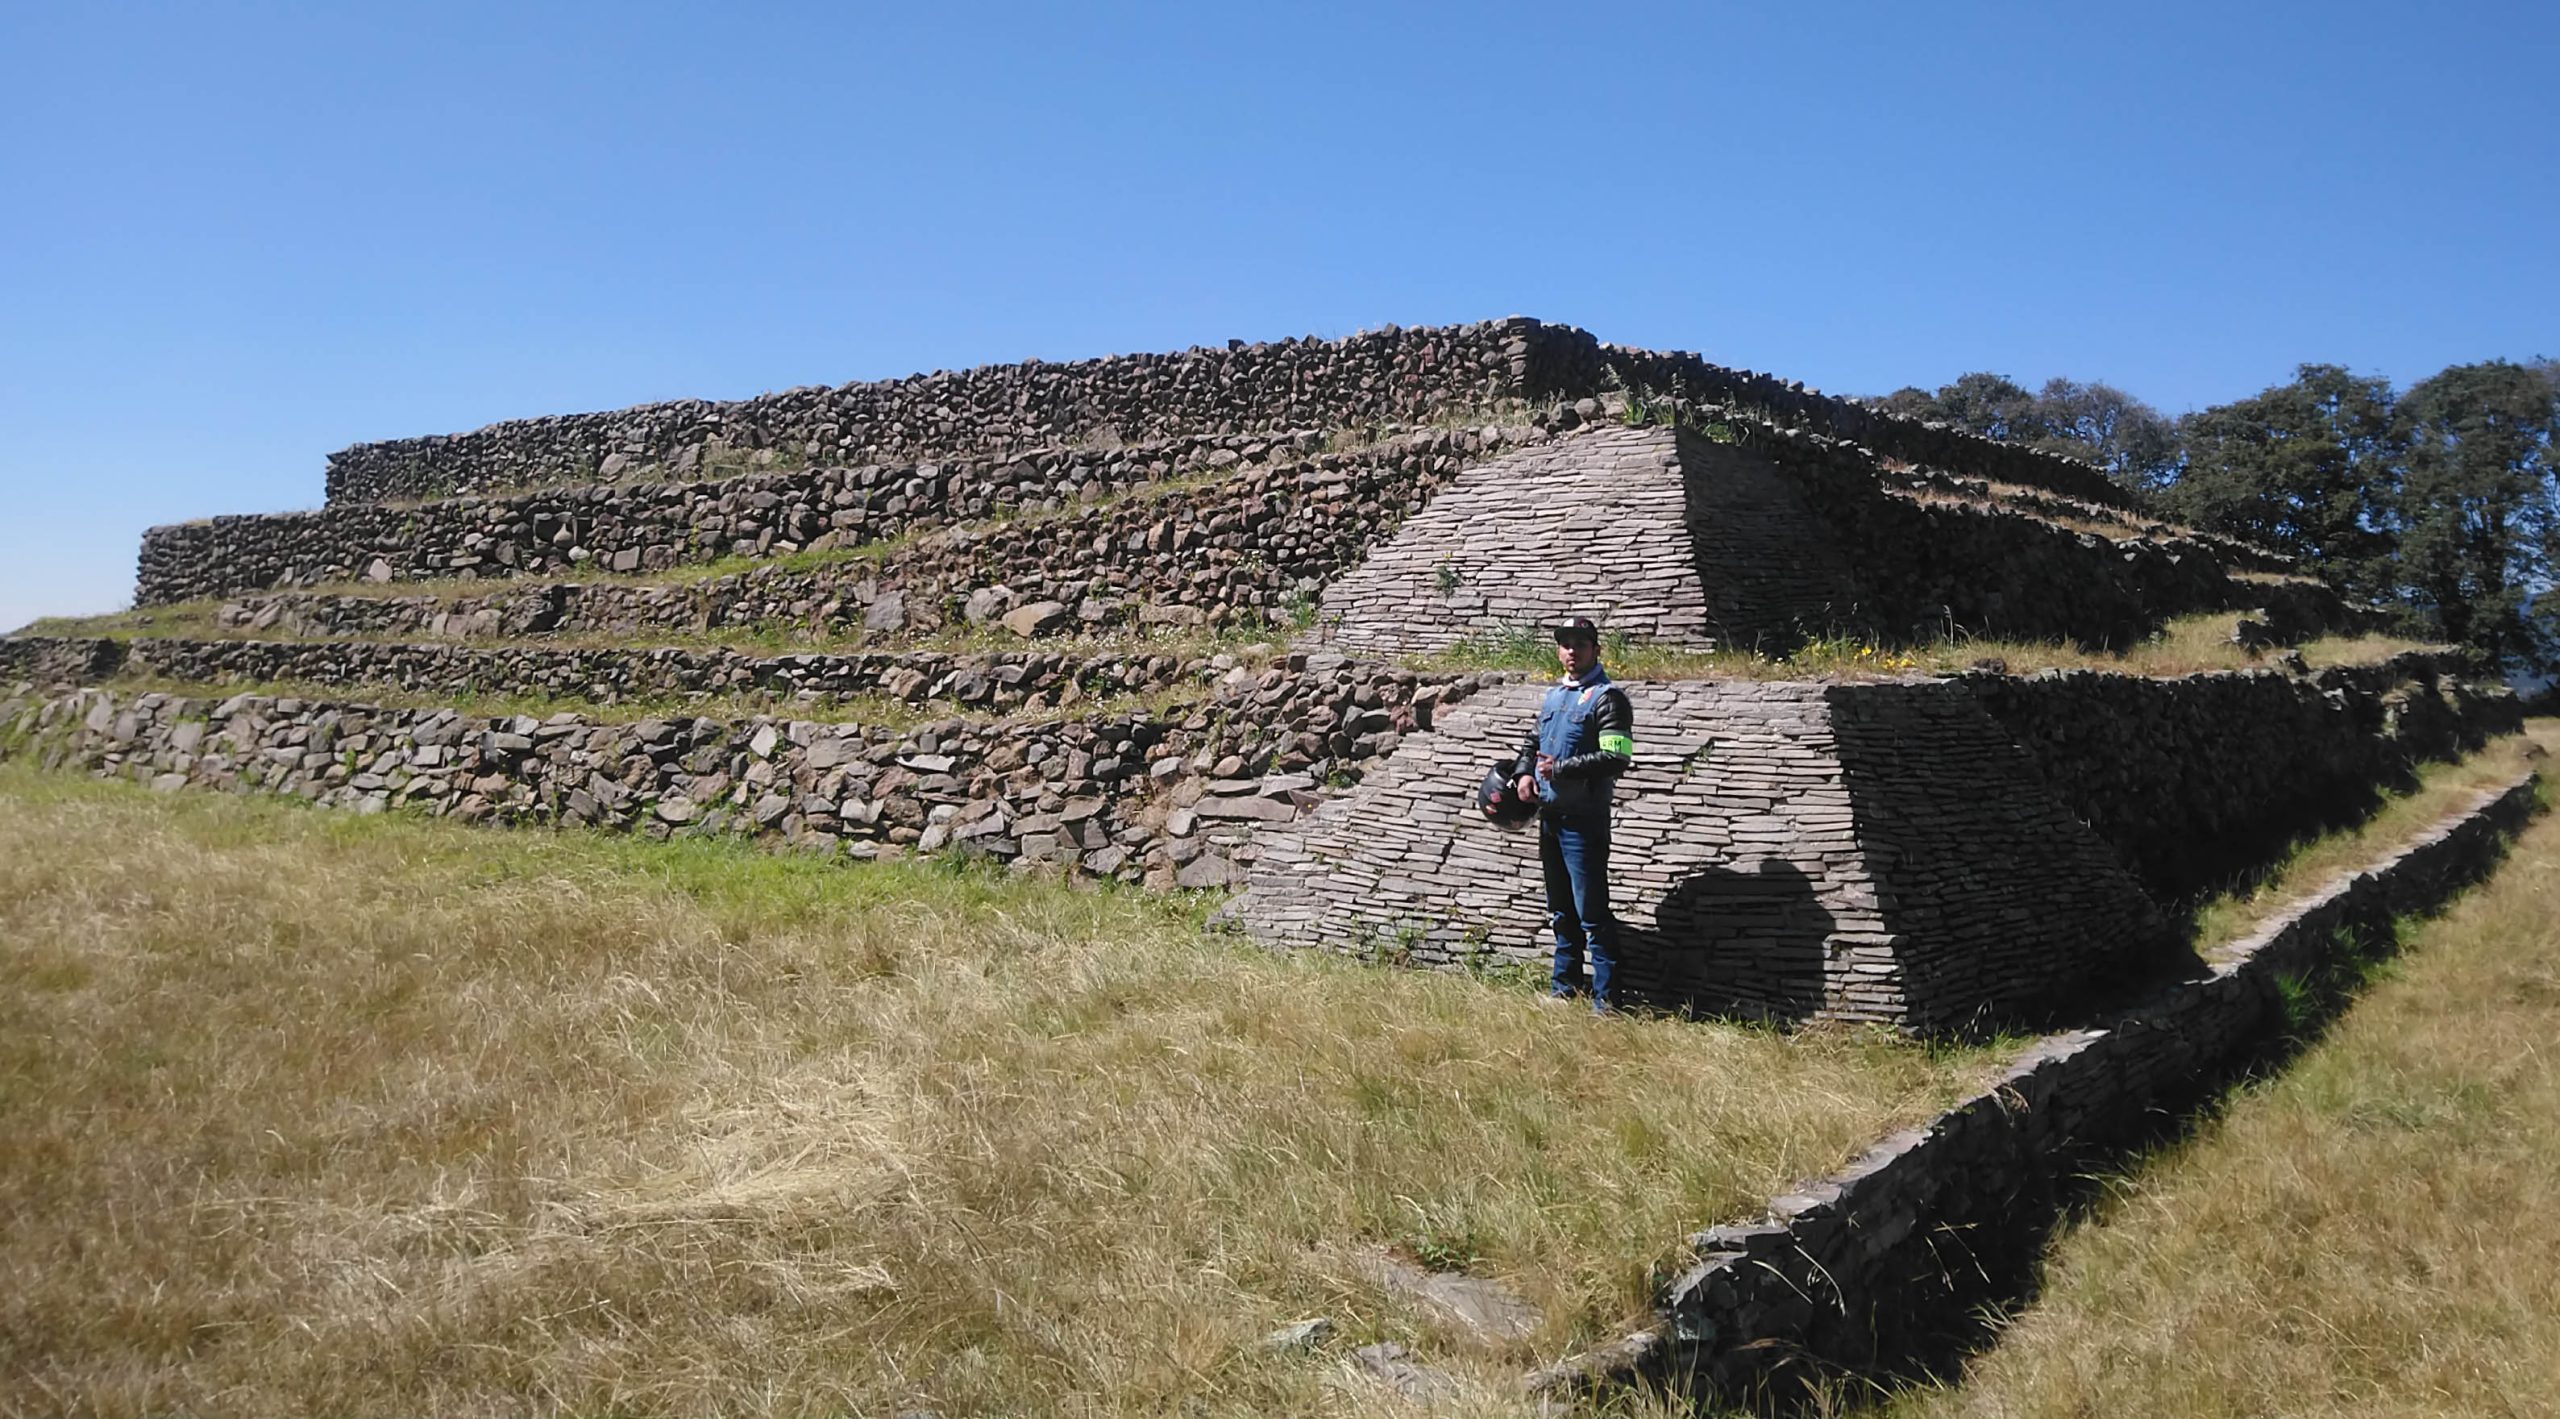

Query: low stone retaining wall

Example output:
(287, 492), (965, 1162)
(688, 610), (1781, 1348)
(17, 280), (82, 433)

(0, 654), (1508, 890)
(321, 318), (2128, 511)
(1970, 652), (2521, 896)
(211, 427), (1522, 643)
(0, 635), (125, 689)
(4, 634), (1222, 717)
(139, 430), (1325, 605)
(1539, 768), (2543, 1410)
(323, 319), (1560, 505)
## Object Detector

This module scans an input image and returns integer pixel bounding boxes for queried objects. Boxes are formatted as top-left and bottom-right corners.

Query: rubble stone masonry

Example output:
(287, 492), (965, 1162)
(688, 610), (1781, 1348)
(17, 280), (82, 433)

(316, 318), (2128, 509)
(0, 654), (1506, 894)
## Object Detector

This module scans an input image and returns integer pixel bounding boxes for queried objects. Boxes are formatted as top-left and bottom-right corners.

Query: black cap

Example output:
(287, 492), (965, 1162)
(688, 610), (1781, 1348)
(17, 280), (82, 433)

(1552, 616), (1601, 644)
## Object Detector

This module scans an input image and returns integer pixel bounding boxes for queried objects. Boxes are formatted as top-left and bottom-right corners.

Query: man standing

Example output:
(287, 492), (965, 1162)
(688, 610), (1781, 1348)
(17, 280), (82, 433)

(1504, 616), (1634, 1009)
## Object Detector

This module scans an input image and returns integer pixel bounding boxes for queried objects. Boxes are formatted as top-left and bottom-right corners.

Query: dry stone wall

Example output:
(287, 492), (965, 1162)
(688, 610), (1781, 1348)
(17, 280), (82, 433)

(1760, 420), (2283, 648)
(321, 318), (2134, 512)
(0, 653), (1510, 891)
(323, 319), (1573, 506)
(140, 430), (1323, 606)
(1572, 771), (2544, 1410)
(1968, 654), (2522, 896)
(0, 635), (126, 689)
(1230, 678), (2175, 1031)
(213, 428), (1530, 644)
(1591, 344), (2133, 508)
(7, 634), (1220, 718)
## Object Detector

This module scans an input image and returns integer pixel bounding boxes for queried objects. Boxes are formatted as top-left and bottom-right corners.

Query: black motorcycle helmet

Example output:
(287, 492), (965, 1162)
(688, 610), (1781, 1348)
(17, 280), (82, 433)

(1476, 759), (1538, 826)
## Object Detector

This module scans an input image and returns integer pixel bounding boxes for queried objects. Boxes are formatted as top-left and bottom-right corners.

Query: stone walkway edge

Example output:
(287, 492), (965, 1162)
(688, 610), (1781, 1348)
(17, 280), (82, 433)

(1528, 766), (2547, 1409)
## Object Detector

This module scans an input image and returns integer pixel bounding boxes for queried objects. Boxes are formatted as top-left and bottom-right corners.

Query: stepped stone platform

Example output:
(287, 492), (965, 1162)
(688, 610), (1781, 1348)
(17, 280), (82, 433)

(315, 317), (2135, 509)
(11, 315), (2543, 1416)
(7, 315), (2518, 1034)
(2, 634), (1226, 717)
(1225, 652), (2518, 1030)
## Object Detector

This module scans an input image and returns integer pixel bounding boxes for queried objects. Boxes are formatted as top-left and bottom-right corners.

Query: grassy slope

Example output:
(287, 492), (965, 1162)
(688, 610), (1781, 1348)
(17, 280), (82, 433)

(1886, 721), (2560, 1419)
(0, 767), (1970, 1419)
(19, 608), (2440, 698)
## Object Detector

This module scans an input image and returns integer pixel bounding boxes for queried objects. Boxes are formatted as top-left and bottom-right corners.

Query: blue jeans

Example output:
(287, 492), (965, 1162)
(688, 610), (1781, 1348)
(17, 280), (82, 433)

(1541, 814), (1617, 1007)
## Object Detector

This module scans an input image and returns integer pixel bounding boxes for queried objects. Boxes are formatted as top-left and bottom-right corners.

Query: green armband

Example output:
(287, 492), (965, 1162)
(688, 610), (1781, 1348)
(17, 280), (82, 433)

(1598, 732), (1634, 756)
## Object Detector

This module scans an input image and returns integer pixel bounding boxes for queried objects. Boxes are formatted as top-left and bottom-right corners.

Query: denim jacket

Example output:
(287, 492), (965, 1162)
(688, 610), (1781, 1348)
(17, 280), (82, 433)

(1512, 668), (1634, 821)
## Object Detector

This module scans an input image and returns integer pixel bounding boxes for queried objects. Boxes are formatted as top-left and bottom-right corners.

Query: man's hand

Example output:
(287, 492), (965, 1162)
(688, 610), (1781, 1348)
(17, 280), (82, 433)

(1515, 774), (1537, 801)
(1535, 754), (1556, 777)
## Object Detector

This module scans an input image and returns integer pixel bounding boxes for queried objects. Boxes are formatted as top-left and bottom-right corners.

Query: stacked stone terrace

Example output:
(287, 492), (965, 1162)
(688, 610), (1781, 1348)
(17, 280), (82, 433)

(3, 317), (2516, 1033)
(1227, 655), (2517, 1029)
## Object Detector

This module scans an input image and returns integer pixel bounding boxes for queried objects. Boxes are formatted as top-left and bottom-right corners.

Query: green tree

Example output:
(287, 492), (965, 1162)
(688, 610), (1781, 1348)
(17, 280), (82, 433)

(2033, 377), (2182, 495)
(1876, 373), (2177, 493)
(2167, 364), (2402, 596)
(2391, 360), (2560, 670)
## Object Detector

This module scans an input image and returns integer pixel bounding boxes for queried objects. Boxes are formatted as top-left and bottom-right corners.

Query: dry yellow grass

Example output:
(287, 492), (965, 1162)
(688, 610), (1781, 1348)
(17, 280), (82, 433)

(1423, 614), (2437, 685)
(24, 602), (2433, 689)
(1884, 722), (2560, 1419)
(0, 766), (1975, 1418)
(2188, 729), (2546, 950)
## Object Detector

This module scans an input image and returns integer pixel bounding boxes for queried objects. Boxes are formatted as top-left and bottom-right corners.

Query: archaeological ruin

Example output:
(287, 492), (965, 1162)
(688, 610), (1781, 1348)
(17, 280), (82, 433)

(6, 315), (2540, 1407)
(3, 317), (2521, 1037)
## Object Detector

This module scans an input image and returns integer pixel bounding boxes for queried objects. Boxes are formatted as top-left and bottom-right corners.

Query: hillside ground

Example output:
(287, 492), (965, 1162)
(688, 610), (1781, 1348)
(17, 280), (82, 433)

(0, 723), (2541, 1417)
(1883, 719), (2560, 1419)
(0, 763), (1969, 1418)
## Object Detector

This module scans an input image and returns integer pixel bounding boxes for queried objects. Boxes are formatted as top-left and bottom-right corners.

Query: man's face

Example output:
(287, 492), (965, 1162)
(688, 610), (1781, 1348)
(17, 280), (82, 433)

(1556, 635), (1598, 677)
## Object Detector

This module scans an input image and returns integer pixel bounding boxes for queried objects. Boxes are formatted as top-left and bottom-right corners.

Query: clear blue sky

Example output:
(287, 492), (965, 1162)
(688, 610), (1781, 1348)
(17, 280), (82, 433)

(4, 1), (2553, 631)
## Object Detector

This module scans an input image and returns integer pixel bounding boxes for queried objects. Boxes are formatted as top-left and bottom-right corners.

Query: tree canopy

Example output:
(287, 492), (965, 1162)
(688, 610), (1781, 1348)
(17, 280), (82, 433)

(1878, 374), (2181, 493)
(2166, 364), (2401, 599)
(1875, 356), (2560, 672)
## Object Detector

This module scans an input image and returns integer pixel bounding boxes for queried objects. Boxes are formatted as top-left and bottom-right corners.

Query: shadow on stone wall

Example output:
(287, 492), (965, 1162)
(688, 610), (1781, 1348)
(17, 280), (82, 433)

(1964, 662), (2518, 904)
(1674, 432), (1860, 659)
(1619, 858), (1837, 1023)
(1825, 682), (2193, 1034)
